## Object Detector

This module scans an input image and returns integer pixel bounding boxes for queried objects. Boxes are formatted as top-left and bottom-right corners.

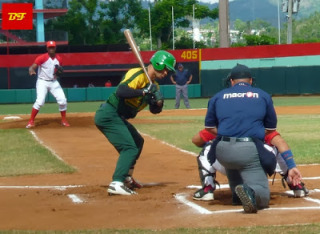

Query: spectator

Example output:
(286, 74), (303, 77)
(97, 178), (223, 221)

(105, 80), (112, 87)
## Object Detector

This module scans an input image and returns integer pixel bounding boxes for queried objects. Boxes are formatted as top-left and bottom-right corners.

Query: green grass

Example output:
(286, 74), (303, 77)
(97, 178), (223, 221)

(135, 113), (320, 164)
(1, 95), (319, 115)
(2, 223), (320, 233)
(1, 96), (320, 232)
(0, 129), (75, 176)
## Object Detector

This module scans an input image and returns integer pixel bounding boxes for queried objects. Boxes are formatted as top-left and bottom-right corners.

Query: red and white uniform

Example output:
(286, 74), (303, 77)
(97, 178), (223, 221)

(33, 53), (67, 111)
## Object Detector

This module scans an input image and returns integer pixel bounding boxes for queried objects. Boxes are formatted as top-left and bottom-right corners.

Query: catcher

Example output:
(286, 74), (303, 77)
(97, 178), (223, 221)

(95, 50), (176, 195)
(192, 128), (309, 202)
(26, 41), (69, 128)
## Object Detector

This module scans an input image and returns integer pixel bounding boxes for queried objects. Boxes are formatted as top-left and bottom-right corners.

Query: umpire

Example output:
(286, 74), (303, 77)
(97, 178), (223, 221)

(205, 64), (277, 213)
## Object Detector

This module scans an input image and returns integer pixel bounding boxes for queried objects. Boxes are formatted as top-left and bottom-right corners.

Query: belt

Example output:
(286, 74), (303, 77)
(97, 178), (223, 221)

(221, 136), (253, 142)
(39, 78), (54, 82)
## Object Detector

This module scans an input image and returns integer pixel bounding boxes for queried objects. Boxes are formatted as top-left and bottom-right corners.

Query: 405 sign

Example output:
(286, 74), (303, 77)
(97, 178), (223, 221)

(180, 50), (198, 60)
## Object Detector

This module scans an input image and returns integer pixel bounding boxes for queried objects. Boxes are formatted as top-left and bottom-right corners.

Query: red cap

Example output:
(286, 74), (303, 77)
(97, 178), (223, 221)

(46, 41), (56, 48)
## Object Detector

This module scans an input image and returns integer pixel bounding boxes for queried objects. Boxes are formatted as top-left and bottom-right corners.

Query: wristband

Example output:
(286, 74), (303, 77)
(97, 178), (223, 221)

(280, 150), (296, 169)
(264, 130), (280, 146)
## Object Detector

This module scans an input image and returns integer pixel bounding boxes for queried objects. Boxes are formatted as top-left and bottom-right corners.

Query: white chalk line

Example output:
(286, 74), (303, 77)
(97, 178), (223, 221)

(68, 194), (85, 203)
(29, 130), (65, 162)
(175, 192), (320, 215)
(0, 185), (83, 190)
(0, 185), (85, 204)
(174, 194), (213, 214)
(3, 116), (22, 120)
(140, 133), (197, 157)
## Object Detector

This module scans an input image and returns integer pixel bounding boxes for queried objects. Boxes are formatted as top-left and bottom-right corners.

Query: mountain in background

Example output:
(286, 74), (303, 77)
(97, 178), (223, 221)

(143, 0), (320, 28)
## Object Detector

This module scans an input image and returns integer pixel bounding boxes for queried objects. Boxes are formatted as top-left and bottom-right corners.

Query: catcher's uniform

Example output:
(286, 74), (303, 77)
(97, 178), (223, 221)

(95, 68), (156, 183)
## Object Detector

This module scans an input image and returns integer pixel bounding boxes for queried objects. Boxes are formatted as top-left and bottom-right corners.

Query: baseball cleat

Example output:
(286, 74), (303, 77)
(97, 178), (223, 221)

(107, 181), (137, 195)
(124, 176), (143, 189)
(193, 186), (214, 201)
(26, 121), (35, 129)
(235, 184), (257, 213)
(61, 120), (70, 127)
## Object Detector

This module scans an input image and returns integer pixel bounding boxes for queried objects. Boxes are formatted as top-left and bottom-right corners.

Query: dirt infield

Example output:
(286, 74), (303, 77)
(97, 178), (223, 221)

(0, 107), (320, 230)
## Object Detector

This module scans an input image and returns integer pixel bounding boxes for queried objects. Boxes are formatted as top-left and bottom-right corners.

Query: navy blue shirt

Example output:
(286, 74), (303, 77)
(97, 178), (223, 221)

(174, 70), (190, 85)
(205, 82), (277, 140)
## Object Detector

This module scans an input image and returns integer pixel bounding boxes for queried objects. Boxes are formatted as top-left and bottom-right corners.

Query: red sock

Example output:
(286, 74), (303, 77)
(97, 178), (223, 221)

(204, 185), (213, 192)
(29, 108), (39, 122)
(60, 110), (67, 121)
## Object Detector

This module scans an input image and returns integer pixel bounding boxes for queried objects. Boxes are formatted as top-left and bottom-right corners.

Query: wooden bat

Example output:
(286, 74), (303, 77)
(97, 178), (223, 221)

(124, 29), (153, 90)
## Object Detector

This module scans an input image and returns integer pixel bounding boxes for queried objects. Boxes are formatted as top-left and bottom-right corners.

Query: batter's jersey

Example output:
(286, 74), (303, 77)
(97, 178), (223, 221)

(205, 82), (277, 140)
(108, 68), (153, 119)
(34, 53), (62, 81)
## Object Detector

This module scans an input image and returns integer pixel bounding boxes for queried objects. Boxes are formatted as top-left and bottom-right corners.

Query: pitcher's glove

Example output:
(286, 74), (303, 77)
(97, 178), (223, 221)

(54, 64), (64, 77)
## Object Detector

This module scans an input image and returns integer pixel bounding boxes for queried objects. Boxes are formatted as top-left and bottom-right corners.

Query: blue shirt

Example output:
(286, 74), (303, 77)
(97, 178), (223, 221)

(174, 70), (190, 85)
(205, 82), (277, 140)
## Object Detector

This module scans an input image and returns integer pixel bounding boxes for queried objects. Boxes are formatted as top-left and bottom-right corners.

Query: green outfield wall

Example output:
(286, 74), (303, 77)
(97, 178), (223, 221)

(0, 85), (201, 104)
(2, 43), (320, 102)
(200, 43), (320, 97)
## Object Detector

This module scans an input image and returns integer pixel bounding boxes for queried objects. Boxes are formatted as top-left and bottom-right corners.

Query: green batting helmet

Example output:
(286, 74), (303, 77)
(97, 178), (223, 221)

(150, 50), (176, 71)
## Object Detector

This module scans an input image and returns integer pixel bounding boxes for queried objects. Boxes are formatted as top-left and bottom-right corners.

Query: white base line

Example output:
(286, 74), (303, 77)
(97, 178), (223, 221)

(68, 194), (84, 203)
(175, 188), (320, 215)
(29, 130), (65, 162)
(304, 197), (320, 205)
(0, 185), (83, 191)
(174, 194), (213, 214)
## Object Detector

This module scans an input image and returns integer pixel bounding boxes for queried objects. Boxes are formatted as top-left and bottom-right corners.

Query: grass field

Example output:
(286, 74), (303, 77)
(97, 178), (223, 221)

(1, 95), (320, 115)
(1, 96), (320, 233)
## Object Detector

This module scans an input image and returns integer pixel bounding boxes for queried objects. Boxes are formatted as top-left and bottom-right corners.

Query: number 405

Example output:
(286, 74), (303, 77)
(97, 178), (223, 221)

(181, 50), (198, 60)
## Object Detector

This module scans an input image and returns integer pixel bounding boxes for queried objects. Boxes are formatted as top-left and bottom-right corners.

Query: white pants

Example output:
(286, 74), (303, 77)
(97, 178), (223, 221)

(33, 79), (67, 111)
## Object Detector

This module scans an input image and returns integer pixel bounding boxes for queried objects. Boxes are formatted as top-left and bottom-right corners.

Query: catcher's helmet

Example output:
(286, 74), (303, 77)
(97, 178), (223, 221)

(150, 50), (176, 71)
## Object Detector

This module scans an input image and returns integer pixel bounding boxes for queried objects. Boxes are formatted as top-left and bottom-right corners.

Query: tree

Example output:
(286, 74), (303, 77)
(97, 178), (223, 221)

(46, 0), (144, 45)
(137, 0), (218, 49)
(293, 11), (320, 43)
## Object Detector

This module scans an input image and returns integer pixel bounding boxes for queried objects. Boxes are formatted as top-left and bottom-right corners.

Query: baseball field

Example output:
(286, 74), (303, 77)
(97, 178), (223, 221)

(1, 97), (320, 233)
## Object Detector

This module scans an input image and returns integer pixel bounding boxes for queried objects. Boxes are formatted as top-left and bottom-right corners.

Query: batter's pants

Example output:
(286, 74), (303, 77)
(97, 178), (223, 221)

(215, 140), (270, 209)
(94, 103), (144, 182)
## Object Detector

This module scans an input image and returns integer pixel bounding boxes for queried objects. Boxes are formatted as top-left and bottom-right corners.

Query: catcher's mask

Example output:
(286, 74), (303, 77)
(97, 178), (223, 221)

(150, 50), (176, 71)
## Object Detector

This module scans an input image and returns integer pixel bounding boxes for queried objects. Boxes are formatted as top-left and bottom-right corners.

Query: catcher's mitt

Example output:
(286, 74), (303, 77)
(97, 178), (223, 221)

(54, 64), (64, 76)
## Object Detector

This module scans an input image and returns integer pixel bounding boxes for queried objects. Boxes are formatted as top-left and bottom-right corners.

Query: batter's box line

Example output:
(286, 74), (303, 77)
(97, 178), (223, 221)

(175, 191), (320, 215)
(0, 185), (84, 190)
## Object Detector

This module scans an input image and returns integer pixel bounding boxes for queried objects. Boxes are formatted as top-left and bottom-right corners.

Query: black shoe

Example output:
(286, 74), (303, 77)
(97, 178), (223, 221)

(235, 184), (257, 213)
(232, 195), (242, 206)
(193, 187), (214, 201)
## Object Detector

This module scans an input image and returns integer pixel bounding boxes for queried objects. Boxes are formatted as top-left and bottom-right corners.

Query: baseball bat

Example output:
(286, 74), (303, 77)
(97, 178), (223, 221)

(124, 29), (153, 90)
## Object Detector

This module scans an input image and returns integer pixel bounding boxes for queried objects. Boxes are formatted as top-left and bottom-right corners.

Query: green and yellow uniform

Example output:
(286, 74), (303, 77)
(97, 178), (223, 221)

(95, 68), (154, 182)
